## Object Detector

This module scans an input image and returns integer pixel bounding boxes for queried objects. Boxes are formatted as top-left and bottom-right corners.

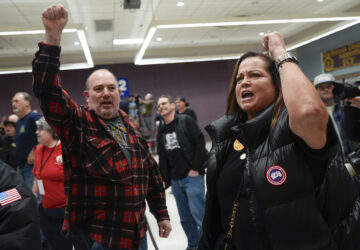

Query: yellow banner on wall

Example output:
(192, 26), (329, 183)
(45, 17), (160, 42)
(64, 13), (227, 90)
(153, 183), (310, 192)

(322, 40), (360, 72)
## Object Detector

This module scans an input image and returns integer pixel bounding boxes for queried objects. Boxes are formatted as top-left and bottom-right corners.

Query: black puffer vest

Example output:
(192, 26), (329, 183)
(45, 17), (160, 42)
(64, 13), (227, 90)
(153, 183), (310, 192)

(199, 105), (360, 250)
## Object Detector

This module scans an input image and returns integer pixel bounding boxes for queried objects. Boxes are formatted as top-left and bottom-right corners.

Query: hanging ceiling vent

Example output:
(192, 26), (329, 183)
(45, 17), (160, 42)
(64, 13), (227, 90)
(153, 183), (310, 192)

(124, 0), (141, 9)
(95, 19), (113, 31)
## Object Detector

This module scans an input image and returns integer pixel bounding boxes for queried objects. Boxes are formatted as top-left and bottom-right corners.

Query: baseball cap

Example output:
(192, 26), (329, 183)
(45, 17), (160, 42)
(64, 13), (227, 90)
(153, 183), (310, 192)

(313, 73), (336, 88)
(3, 120), (16, 127)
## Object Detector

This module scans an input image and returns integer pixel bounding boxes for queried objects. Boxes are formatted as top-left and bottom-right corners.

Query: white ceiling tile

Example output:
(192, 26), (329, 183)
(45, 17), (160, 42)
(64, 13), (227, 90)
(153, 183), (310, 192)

(0, 0), (359, 70)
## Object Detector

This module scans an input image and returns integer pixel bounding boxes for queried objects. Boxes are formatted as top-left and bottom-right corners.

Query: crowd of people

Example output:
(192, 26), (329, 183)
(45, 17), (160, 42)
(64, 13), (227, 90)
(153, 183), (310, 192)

(1, 3), (360, 250)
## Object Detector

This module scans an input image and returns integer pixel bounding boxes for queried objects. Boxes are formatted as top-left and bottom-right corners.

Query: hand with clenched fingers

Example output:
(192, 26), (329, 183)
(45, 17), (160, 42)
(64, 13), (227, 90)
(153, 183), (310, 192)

(41, 4), (68, 46)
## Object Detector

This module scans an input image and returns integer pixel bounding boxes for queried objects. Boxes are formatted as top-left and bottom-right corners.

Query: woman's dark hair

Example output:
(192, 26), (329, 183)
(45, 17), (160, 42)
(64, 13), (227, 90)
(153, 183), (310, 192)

(226, 51), (283, 128)
(176, 97), (189, 107)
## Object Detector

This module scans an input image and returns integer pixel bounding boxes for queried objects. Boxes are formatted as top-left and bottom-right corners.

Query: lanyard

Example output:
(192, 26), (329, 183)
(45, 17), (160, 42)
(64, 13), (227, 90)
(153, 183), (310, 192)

(38, 140), (58, 179)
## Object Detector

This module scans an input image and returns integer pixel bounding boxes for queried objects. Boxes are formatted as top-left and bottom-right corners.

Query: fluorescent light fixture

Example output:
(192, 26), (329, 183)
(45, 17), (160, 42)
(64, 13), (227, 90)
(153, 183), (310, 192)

(77, 30), (94, 67)
(0, 69), (32, 74)
(177, 2), (185, 7)
(0, 29), (77, 36)
(156, 16), (360, 29)
(138, 54), (241, 65)
(287, 19), (360, 51)
(113, 38), (144, 45)
(135, 16), (360, 65)
(135, 27), (157, 64)
(0, 28), (94, 74)
(0, 62), (91, 75)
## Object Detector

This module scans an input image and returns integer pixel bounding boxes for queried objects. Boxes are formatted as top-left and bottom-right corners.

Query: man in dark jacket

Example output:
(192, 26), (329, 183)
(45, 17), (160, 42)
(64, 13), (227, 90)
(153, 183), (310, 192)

(0, 120), (17, 170)
(156, 95), (206, 250)
(0, 159), (41, 250)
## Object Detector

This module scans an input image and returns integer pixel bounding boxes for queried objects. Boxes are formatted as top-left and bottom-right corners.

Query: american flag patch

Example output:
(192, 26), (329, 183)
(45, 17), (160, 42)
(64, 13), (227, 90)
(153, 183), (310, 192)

(0, 188), (22, 206)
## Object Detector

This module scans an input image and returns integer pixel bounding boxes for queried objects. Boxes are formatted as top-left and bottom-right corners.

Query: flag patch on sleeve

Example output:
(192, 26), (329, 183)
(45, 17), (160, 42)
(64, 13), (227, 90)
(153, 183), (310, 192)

(0, 188), (22, 206)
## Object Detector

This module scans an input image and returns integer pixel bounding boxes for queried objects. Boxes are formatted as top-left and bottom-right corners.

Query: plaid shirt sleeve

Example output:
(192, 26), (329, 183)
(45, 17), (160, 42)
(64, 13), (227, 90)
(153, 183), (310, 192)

(32, 42), (170, 248)
(144, 147), (169, 221)
(32, 42), (80, 145)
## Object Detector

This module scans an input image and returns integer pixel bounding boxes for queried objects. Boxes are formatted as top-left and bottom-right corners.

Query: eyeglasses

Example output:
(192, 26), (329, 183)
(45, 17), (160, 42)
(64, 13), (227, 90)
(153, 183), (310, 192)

(36, 125), (46, 131)
(316, 84), (334, 91)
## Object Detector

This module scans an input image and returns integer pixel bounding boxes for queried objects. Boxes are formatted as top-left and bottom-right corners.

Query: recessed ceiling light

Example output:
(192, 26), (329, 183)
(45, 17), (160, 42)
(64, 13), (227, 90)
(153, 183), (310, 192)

(74, 41), (80, 46)
(156, 37), (162, 41)
(317, 0), (324, 2)
(177, 2), (184, 7)
(259, 32), (265, 36)
(113, 38), (144, 45)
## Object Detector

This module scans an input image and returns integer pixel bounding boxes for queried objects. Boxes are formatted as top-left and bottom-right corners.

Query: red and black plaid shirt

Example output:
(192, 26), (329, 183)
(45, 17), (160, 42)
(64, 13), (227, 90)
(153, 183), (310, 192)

(32, 42), (169, 249)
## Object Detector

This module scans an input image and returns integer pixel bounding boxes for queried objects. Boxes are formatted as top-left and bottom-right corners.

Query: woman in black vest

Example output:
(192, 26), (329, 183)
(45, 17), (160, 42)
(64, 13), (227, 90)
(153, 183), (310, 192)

(199, 32), (360, 250)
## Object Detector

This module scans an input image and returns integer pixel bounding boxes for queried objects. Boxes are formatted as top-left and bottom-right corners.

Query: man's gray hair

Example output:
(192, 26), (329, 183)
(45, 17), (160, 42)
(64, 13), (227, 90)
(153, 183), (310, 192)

(14, 92), (32, 103)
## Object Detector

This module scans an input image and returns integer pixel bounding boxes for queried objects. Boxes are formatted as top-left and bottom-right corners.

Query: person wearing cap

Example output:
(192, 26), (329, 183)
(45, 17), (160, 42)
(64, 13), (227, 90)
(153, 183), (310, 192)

(0, 120), (17, 170)
(175, 97), (198, 122)
(4, 120), (16, 138)
(12, 91), (42, 188)
(0, 120), (18, 170)
(32, 117), (73, 250)
(314, 73), (354, 154)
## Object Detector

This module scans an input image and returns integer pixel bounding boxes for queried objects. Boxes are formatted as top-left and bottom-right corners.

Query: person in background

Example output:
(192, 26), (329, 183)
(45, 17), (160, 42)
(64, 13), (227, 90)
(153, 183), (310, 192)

(140, 93), (154, 132)
(8, 114), (19, 124)
(32, 117), (73, 250)
(32, 4), (171, 249)
(0, 120), (17, 170)
(199, 32), (360, 249)
(119, 98), (129, 114)
(313, 73), (351, 154)
(128, 95), (140, 125)
(157, 95), (206, 250)
(313, 74), (360, 180)
(0, 159), (41, 250)
(4, 120), (16, 139)
(135, 95), (144, 128)
(175, 97), (198, 122)
(0, 116), (6, 135)
(12, 91), (42, 188)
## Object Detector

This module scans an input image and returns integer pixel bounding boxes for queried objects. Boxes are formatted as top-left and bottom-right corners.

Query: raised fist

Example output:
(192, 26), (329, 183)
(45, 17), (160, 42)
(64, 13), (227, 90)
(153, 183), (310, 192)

(261, 32), (287, 60)
(42, 4), (68, 45)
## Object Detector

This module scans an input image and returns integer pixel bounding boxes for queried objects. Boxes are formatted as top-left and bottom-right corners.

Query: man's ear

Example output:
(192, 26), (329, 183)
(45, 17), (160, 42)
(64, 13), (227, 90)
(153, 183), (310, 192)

(83, 90), (89, 102)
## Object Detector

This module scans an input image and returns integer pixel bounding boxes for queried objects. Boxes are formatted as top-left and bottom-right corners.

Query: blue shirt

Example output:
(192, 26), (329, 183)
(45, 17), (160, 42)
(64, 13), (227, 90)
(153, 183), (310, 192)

(333, 103), (350, 154)
(14, 111), (42, 167)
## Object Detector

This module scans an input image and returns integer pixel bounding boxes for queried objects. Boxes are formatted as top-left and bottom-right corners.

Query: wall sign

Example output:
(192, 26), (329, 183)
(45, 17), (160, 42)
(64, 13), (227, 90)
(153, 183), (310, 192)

(117, 77), (130, 97)
(322, 40), (360, 72)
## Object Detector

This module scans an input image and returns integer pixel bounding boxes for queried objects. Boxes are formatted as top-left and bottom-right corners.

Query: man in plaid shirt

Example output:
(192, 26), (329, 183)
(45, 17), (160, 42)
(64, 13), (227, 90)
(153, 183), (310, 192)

(32, 4), (171, 249)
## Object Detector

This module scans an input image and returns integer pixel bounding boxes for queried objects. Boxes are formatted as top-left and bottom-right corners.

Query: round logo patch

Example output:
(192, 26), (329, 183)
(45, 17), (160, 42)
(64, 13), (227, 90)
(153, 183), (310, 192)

(56, 155), (63, 165)
(266, 165), (287, 186)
